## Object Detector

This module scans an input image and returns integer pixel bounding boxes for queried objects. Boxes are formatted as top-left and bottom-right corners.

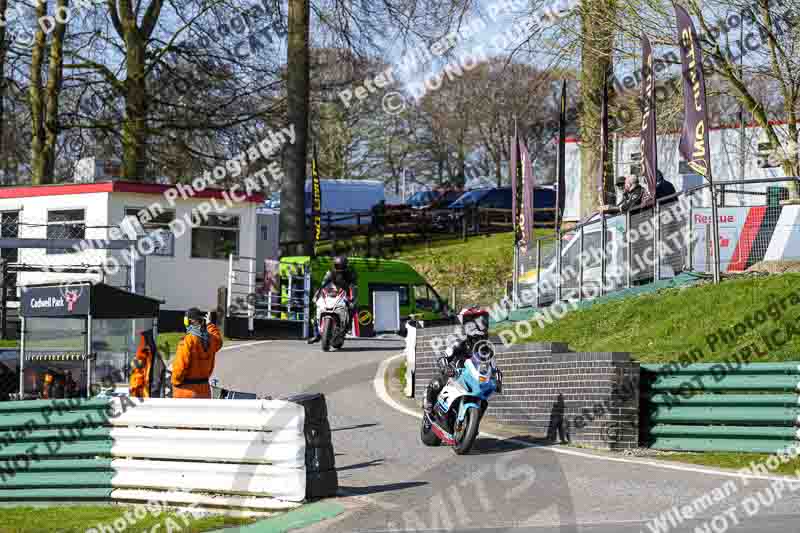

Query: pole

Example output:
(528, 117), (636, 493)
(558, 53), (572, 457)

(626, 210), (632, 288)
(19, 316), (25, 397)
(86, 314), (92, 398)
(402, 168), (406, 202)
(226, 254), (234, 317)
(535, 239), (541, 308)
(129, 245), (136, 293)
(654, 200), (661, 281)
(248, 257), (255, 333)
(739, 11), (745, 183)
(556, 231), (563, 302)
(710, 184), (721, 284)
(600, 212), (607, 296)
(0, 259), (6, 340)
(302, 270), (311, 338)
(578, 225), (584, 301)
(512, 244), (519, 306)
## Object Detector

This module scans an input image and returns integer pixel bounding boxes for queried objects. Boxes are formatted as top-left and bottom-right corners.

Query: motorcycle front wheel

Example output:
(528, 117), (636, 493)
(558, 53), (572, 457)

(320, 316), (335, 352)
(453, 407), (480, 455)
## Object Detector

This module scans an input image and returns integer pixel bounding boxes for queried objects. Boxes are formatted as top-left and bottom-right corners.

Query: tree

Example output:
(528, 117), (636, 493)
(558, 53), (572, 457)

(29, 0), (69, 184)
(282, 0), (311, 256)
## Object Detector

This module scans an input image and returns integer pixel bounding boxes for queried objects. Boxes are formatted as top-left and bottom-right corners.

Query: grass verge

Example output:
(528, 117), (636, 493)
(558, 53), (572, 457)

(660, 452), (800, 476)
(395, 360), (407, 390)
(0, 505), (257, 533)
(501, 273), (800, 362)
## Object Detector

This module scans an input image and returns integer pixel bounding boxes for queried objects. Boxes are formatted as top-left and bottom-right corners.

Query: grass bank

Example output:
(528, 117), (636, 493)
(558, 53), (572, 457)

(396, 231), (551, 308)
(501, 273), (800, 363)
(0, 505), (256, 533)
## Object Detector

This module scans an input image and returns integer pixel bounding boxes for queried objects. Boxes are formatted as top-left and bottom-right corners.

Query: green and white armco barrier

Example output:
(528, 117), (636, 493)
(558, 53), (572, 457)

(0, 397), (315, 511)
(641, 363), (800, 453)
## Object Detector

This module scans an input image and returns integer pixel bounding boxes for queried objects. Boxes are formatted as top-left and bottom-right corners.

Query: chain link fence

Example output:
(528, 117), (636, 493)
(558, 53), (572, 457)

(516, 177), (800, 308)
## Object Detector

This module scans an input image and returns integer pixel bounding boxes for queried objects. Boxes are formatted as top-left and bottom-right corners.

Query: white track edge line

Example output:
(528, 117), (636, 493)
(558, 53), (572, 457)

(374, 353), (800, 484)
(219, 340), (273, 352)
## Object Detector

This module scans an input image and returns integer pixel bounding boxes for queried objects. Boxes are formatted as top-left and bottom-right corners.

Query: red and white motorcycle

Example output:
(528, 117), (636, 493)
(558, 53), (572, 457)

(316, 285), (350, 352)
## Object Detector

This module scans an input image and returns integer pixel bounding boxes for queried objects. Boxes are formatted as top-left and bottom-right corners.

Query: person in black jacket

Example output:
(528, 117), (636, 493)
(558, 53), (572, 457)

(307, 256), (358, 344)
(423, 308), (493, 413)
(655, 170), (677, 204)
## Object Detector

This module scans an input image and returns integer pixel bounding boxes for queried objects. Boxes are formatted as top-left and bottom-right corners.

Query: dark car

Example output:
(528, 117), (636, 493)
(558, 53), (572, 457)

(405, 189), (464, 210)
(437, 186), (556, 231)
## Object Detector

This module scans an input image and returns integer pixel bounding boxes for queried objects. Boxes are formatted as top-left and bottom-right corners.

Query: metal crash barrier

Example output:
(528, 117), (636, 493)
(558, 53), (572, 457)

(641, 362), (800, 453)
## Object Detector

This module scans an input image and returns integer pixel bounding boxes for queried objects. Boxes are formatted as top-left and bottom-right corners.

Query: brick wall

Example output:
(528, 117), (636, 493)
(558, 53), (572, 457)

(410, 324), (640, 449)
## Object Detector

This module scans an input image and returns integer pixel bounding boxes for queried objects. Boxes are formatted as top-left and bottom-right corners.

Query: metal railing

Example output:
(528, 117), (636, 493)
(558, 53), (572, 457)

(516, 177), (800, 308)
(226, 255), (311, 337)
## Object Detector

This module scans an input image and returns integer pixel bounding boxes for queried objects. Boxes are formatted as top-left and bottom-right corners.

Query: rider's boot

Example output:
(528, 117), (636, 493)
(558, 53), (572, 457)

(423, 381), (440, 414)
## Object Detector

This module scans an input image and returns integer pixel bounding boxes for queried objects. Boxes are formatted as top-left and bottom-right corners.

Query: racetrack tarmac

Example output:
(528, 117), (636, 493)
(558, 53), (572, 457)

(212, 338), (800, 532)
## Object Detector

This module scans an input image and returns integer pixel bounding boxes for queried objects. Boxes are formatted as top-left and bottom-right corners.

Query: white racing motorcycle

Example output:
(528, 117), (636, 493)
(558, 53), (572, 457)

(316, 285), (350, 352)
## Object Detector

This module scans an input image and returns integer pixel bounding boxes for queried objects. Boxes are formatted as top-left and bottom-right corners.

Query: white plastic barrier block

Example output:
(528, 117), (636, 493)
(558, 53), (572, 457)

(108, 398), (305, 432)
(111, 459), (306, 502)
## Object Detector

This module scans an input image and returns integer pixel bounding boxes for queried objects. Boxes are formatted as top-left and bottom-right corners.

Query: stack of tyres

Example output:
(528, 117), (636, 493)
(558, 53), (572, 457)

(281, 392), (338, 499)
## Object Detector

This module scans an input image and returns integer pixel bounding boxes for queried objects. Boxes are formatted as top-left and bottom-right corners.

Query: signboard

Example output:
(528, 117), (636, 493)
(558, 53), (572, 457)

(20, 284), (91, 317)
(692, 207), (758, 273)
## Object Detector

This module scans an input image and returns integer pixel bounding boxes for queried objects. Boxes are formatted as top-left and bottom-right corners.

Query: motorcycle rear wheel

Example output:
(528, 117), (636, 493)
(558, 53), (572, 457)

(420, 413), (441, 446)
(320, 317), (334, 352)
(453, 407), (480, 455)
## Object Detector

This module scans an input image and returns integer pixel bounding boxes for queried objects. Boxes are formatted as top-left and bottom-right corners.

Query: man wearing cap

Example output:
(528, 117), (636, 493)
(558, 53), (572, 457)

(172, 308), (223, 398)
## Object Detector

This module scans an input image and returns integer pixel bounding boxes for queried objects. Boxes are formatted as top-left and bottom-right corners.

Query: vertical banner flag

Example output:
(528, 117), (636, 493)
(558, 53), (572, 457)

(640, 34), (658, 206)
(598, 70), (609, 206)
(509, 119), (522, 245)
(311, 144), (322, 256)
(556, 80), (567, 232)
(674, 3), (712, 182)
(520, 138), (535, 252)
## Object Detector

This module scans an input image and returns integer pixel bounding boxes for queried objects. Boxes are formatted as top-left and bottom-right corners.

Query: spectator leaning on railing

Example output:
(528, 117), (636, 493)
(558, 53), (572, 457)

(600, 175), (644, 214)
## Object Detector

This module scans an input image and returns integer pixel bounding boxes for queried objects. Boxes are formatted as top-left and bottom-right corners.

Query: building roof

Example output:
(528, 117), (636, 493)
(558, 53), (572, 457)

(0, 180), (265, 203)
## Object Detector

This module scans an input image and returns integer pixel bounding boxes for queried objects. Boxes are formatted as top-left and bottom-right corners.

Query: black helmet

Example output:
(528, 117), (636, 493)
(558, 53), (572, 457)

(333, 256), (348, 271)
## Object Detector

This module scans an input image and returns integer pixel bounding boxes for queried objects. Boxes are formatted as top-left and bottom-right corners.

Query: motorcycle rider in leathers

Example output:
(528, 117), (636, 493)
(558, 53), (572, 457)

(424, 307), (492, 413)
(308, 256), (358, 344)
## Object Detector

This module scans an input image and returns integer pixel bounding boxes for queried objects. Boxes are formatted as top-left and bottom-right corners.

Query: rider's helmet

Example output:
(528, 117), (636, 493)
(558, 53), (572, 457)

(457, 306), (489, 337)
(333, 256), (348, 272)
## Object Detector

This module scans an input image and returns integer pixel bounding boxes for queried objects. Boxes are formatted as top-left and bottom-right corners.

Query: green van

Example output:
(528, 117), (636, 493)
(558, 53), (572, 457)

(280, 256), (453, 336)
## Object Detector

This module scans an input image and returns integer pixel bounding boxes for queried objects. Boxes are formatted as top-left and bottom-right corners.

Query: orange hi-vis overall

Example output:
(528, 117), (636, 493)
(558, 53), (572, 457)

(171, 323), (223, 398)
(130, 332), (155, 398)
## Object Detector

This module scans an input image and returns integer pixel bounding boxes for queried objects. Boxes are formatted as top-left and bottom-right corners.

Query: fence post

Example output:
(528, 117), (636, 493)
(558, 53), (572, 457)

(535, 239), (541, 308)
(626, 210), (632, 289)
(578, 225), (584, 301)
(0, 259), (6, 340)
(687, 194), (694, 272)
(556, 230), (563, 302)
(248, 258), (255, 334)
(302, 270), (311, 339)
(217, 286), (227, 337)
(654, 200), (661, 281)
(462, 209), (467, 242)
(226, 254), (234, 316)
(600, 212), (607, 297)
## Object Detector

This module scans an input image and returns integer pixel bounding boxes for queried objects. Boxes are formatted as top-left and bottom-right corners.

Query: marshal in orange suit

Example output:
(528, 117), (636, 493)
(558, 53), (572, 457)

(171, 308), (223, 398)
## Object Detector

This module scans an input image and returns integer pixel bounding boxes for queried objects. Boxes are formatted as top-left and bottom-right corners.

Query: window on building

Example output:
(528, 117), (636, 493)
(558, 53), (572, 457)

(124, 208), (175, 256)
(1, 211), (19, 301)
(46, 209), (85, 254)
(191, 214), (239, 259)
